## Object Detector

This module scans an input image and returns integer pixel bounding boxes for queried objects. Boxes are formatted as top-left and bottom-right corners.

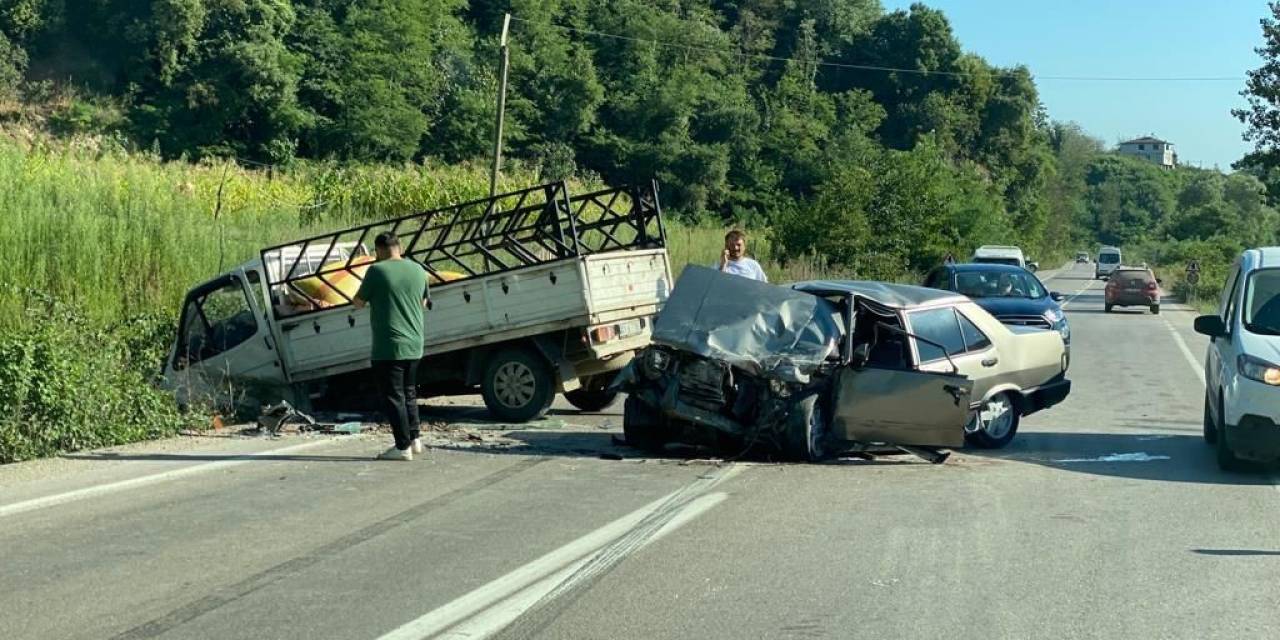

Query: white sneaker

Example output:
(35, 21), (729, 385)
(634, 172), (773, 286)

(411, 438), (425, 454)
(378, 446), (413, 461)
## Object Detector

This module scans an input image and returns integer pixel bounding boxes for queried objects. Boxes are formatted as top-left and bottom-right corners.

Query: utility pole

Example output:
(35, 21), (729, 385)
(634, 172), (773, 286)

(489, 13), (511, 198)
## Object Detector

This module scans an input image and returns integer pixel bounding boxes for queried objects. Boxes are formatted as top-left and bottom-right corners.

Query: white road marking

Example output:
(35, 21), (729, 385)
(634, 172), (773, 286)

(378, 465), (743, 640)
(1059, 278), (1095, 310)
(1161, 316), (1206, 385)
(0, 439), (334, 519)
(437, 492), (729, 640)
(1054, 453), (1171, 463)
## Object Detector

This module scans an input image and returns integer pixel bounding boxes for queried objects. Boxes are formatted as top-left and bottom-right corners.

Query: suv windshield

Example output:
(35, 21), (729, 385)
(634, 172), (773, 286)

(1099, 253), (1120, 264)
(1244, 268), (1280, 336)
(954, 270), (1046, 299)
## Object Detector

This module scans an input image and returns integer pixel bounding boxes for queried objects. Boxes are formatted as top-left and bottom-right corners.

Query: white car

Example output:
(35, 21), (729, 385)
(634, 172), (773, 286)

(971, 245), (1038, 272)
(1195, 247), (1280, 470)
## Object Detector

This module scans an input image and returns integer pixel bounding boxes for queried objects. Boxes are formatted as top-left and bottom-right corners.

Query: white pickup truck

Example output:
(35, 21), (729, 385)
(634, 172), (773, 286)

(162, 181), (672, 422)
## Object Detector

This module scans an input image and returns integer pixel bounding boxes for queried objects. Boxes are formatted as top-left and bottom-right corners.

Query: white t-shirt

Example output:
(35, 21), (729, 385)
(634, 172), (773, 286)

(717, 257), (768, 282)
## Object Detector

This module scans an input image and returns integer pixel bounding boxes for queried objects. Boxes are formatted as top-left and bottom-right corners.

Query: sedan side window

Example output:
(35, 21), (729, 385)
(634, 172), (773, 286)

(909, 308), (966, 363)
(956, 311), (993, 352)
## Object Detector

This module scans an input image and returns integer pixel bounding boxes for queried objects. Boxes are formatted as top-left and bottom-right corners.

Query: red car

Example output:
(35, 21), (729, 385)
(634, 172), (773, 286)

(1105, 267), (1161, 314)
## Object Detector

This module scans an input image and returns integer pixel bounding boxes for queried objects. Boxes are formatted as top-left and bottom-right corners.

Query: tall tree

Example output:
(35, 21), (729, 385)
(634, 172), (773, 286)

(1235, 2), (1280, 170)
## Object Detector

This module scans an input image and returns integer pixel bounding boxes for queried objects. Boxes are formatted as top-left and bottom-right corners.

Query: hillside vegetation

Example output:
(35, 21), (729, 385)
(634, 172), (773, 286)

(1, 1), (1278, 461)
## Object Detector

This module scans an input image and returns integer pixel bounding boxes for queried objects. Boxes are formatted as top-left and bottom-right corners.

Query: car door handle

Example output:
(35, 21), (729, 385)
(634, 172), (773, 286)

(981, 357), (999, 368)
(943, 384), (970, 406)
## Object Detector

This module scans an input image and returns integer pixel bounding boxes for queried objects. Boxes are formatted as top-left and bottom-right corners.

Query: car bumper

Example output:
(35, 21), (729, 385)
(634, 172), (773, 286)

(1224, 416), (1280, 461)
(1223, 376), (1280, 431)
(1107, 294), (1159, 306)
(1022, 378), (1072, 416)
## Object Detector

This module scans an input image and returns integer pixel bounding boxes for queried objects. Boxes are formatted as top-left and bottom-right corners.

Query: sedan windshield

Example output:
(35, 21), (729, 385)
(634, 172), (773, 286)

(953, 270), (1046, 299)
(1244, 268), (1280, 336)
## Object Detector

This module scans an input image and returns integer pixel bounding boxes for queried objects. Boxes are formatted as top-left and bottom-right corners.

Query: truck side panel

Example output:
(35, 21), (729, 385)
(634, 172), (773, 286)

(427, 262), (587, 346)
(582, 249), (671, 325)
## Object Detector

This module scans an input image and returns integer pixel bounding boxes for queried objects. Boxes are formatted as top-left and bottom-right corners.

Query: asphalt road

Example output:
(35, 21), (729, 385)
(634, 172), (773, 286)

(3, 261), (1279, 639)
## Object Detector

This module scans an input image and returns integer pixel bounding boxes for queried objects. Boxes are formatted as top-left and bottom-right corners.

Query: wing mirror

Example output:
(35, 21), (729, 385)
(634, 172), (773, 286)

(1049, 291), (1065, 302)
(1193, 315), (1226, 338)
(1026, 261), (1039, 272)
(851, 342), (871, 369)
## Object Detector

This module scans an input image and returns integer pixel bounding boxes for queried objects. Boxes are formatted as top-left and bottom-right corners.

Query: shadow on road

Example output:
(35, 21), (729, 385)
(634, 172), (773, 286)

(962, 431), (1278, 484)
(63, 451), (374, 463)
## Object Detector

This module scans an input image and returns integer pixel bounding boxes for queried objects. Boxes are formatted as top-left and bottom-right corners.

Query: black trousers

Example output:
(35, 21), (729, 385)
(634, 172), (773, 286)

(374, 359), (421, 450)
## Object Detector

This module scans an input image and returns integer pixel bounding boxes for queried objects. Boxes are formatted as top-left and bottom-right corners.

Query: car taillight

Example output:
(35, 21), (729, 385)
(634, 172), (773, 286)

(1146, 281), (1158, 291)
(591, 325), (617, 343)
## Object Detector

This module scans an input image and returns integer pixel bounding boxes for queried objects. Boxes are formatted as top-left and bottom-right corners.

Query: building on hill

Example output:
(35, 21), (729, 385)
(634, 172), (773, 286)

(1118, 136), (1177, 168)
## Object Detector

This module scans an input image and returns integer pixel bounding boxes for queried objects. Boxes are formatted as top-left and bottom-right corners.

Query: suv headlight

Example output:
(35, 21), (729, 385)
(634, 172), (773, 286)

(1238, 354), (1280, 386)
(1043, 309), (1069, 342)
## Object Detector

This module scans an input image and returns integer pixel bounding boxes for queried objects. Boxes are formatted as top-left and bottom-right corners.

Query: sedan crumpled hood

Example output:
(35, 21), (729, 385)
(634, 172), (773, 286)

(652, 266), (841, 379)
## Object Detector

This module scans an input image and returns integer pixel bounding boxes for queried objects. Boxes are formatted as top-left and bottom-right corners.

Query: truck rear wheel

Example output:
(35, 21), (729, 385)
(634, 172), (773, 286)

(481, 347), (555, 423)
(564, 374), (620, 412)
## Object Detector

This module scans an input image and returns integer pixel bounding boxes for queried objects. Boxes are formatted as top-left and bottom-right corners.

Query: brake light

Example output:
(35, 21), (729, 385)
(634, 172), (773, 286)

(591, 325), (617, 343)
(1146, 281), (1158, 291)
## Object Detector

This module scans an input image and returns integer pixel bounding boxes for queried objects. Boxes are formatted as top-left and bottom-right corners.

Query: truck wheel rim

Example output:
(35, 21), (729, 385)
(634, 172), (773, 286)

(970, 395), (1013, 440)
(495, 362), (536, 408)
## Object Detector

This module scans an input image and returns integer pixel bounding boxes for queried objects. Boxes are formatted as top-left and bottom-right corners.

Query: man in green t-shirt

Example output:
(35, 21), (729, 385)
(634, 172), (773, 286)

(354, 232), (429, 461)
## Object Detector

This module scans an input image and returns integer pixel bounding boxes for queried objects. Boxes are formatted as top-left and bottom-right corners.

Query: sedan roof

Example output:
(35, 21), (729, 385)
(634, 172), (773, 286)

(791, 280), (968, 309)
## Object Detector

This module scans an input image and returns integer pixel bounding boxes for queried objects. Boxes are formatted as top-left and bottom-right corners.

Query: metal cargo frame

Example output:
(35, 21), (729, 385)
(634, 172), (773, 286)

(260, 180), (667, 318)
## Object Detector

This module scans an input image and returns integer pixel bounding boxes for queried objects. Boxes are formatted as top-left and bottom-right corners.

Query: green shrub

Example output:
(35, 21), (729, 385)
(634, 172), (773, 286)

(0, 291), (202, 463)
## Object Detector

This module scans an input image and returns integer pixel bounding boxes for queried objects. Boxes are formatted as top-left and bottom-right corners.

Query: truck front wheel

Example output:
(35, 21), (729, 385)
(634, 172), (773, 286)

(481, 348), (556, 422)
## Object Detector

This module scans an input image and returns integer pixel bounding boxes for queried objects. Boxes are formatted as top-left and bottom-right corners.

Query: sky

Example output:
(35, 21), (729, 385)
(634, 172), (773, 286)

(881, 0), (1270, 170)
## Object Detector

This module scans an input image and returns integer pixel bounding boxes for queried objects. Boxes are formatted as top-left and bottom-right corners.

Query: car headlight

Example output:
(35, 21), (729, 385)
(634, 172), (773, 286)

(1238, 354), (1280, 386)
(768, 379), (793, 398)
(642, 348), (670, 379)
(1044, 308), (1063, 324)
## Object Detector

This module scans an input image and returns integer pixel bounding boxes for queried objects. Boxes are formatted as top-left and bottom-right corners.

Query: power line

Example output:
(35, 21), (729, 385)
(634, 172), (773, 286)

(509, 17), (1243, 83)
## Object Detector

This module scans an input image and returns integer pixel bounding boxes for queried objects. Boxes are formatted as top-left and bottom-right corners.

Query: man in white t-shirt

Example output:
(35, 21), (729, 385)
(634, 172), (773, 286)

(717, 229), (768, 282)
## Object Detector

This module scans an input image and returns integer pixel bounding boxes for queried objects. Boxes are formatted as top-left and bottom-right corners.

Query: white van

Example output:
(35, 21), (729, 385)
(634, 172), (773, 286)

(1095, 247), (1122, 279)
(1194, 247), (1280, 470)
(972, 245), (1036, 271)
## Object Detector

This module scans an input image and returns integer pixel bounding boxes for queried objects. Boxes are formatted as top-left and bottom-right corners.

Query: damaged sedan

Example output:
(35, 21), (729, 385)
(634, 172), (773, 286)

(615, 266), (1071, 463)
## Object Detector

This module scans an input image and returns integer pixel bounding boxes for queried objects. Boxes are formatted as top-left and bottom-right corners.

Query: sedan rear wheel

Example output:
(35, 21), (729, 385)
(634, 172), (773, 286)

(965, 392), (1019, 449)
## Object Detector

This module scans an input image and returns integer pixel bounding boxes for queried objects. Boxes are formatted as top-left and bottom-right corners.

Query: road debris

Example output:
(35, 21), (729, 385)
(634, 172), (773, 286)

(256, 401), (317, 435)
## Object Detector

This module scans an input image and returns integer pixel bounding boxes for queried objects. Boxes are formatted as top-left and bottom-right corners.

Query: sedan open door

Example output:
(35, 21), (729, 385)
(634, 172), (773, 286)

(831, 367), (971, 448)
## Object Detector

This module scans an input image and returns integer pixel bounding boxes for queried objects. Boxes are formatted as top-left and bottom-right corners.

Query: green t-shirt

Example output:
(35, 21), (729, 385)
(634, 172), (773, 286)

(356, 258), (428, 361)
